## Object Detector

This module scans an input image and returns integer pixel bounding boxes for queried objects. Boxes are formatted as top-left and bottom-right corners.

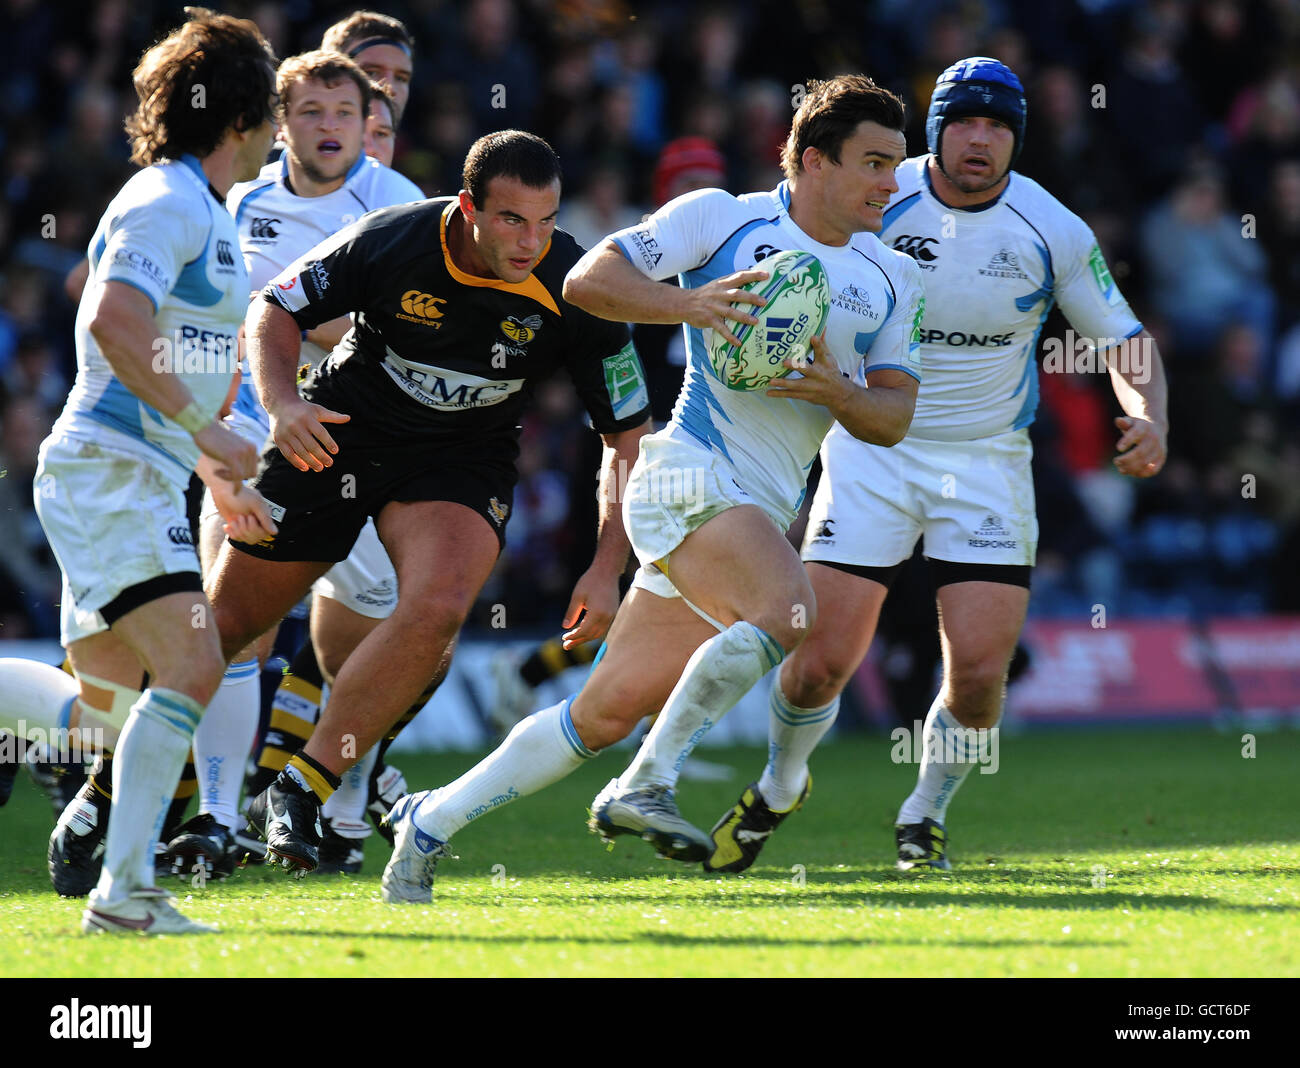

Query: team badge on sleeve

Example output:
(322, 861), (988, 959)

(1088, 245), (1122, 307)
(603, 342), (650, 417)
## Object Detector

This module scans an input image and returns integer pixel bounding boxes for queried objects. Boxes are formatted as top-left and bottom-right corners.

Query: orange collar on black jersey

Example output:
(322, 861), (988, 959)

(439, 200), (560, 317)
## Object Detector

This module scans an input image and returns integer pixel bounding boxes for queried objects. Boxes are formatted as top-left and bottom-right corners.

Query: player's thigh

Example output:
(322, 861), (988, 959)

(206, 540), (331, 661)
(661, 504), (812, 647)
(103, 591), (225, 704)
(782, 562), (890, 699)
(310, 594), (383, 683)
(376, 499), (500, 628)
(570, 584), (717, 743)
(935, 579), (1029, 679)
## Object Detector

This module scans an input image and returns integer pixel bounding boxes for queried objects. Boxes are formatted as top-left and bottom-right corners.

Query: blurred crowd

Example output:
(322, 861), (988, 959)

(1, 0), (1299, 638)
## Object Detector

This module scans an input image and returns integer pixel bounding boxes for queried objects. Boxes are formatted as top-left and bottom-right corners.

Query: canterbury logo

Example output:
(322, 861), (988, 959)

(249, 217), (280, 239)
(215, 240), (235, 267)
(400, 291), (446, 319)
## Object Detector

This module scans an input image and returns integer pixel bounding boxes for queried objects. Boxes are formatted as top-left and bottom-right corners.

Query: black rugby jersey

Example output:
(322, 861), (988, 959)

(261, 197), (650, 448)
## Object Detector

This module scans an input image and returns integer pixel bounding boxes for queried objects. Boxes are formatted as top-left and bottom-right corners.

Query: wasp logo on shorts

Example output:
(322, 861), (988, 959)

(809, 518), (835, 543)
(500, 315), (541, 346)
(397, 291), (447, 326)
(487, 497), (510, 527)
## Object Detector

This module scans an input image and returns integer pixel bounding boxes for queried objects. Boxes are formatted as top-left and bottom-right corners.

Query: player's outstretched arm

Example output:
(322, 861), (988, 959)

(245, 297), (350, 472)
(564, 242), (768, 348)
(765, 334), (918, 446)
(1106, 330), (1168, 478)
(561, 418), (652, 649)
(87, 280), (259, 480)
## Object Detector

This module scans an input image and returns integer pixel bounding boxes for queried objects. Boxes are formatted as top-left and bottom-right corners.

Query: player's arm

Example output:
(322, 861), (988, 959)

(1104, 329), (1168, 478)
(765, 336), (918, 446)
(561, 418), (653, 648)
(195, 453), (277, 543)
(85, 280), (257, 480)
(565, 243), (767, 348)
(245, 298), (350, 473)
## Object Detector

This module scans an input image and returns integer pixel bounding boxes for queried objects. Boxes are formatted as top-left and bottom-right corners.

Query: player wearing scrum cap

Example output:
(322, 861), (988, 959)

(705, 57), (1168, 876)
(379, 75), (923, 903)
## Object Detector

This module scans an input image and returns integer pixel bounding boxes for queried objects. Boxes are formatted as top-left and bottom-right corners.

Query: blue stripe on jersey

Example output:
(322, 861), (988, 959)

(104, 275), (160, 312)
(611, 235), (634, 263)
(233, 180), (277, 229)
(1014, 245), (1054, 313)
(852, 281), (896, 357)
(676, 345), (734, 459)
(231, 381), (267, 426)
(172, 245), (222, 307)
(85, 379), (185, 466)
(882, 192), (922, 230)
(172, 180), (219, 307)
(90, 232), (107, 269)
(1011, 298), (1055, 430)
(868, 362), (923, 383)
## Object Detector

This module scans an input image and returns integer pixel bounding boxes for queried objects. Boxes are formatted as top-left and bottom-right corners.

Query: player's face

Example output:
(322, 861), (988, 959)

(939, 115), (1015, 193)
(283, 78), (366, 190)
(365, 98), (395, 167)
(353, 43), (412, 122)
(817, 121), (906, 237)
(464, 176), (561, 283)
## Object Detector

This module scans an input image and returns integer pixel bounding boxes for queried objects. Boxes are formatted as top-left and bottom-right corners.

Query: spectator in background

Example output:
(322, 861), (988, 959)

(559, 163), (643, 254)
(1140, 164), (1273, 356)
(0, 393), (61, 637)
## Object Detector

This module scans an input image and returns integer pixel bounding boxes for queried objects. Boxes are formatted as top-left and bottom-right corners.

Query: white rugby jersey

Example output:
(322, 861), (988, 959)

(226, 154), (423, 433)
(879, 155), (1141, 441)
(610, 183), (923, 522)
(56, 155), (247, 483)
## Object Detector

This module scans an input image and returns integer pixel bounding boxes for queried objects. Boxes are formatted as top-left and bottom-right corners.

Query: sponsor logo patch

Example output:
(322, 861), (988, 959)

(397, 290), (446, 326)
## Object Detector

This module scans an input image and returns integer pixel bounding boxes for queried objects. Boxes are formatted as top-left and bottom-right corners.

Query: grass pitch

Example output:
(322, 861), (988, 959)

(1, 728), (1296, 978)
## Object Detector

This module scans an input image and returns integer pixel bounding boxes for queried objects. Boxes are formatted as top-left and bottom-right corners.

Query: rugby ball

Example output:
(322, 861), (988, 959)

(706, 249), (830, 391)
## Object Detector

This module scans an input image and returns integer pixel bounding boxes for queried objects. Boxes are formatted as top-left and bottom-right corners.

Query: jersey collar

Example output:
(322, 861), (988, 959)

(178, 154), (223, 203)
(438, 200), (559, 316)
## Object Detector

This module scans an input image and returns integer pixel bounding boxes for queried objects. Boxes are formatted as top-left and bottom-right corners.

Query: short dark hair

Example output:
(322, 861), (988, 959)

(369, 80), (397, 125)
(462, 130), (562, 208)
(276, 50), (372, 122)
(126, 7), (277, 168)
(321, 11), (414, 56)
(781, 75), (905, 180)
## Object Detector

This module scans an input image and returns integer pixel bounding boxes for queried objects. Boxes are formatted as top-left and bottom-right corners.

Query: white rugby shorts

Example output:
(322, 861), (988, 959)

(802, 427), (1037, 569)
(35, 432), (201, 645)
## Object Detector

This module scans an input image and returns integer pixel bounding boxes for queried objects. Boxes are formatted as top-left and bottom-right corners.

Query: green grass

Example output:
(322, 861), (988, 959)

(2, 728), (1297, 977)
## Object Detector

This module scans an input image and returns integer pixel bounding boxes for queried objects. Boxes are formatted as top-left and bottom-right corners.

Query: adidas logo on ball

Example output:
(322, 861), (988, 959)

(707, 250), (830, 391)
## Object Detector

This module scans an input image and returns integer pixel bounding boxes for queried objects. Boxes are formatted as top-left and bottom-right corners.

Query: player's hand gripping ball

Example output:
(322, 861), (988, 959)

(707, 249), (830, 391)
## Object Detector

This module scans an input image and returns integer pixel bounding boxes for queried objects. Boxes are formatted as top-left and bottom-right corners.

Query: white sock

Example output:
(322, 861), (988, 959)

(896, 698), (997, 824)
(97, 688), (202, 903)
(191, 659), (260, 831)
(322, 744), (378, 836)
(757, 678), (837, 812)
(0, 657), (79, 741)
(414, 697), (595, 843)
(620, 621), (784, 792)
